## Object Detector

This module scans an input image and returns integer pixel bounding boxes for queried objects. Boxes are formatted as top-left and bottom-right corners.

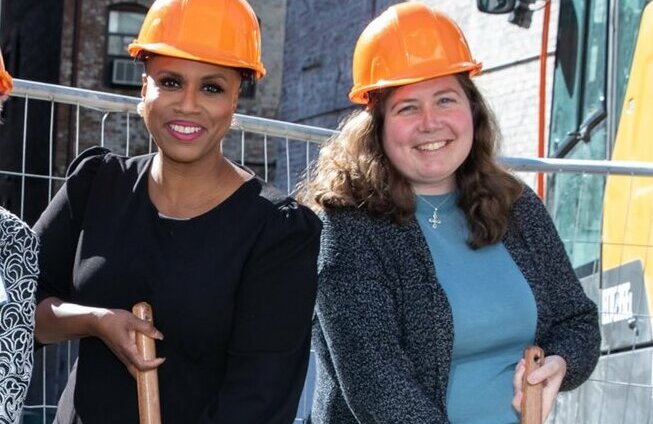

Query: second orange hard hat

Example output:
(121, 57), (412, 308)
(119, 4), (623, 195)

(349, 2), (481, 105)
(128, 0), (266, 79)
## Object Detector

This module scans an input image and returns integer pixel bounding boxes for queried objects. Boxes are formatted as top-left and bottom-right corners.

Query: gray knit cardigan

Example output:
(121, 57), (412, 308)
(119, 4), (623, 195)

(311, 186), (600, 424)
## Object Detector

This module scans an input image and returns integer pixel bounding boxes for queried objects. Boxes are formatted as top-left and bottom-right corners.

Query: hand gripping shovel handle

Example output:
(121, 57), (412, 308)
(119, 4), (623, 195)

(133, 302), (161, 424)
(520, 345), (544, 424)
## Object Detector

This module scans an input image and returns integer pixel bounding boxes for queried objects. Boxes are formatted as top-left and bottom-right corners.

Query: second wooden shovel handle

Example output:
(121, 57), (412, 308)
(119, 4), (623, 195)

(521, 345), (544, 424)
(133, 302), (161, 424)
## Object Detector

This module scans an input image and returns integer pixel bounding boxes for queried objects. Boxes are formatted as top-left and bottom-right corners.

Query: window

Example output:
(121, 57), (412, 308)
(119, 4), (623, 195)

(106, 4), (147, 87)
(546, 0), (649, 271)
(547, 0), (608, 270)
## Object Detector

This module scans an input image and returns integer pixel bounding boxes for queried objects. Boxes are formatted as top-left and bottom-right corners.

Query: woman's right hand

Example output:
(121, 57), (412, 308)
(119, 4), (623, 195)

(513, 355), (567, 421)
(35, 298), (165, 378)
(92, 308), (165, 378)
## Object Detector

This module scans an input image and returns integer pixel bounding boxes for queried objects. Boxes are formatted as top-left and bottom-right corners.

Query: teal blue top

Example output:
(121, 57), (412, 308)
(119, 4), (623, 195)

(415, 193), (537, 424)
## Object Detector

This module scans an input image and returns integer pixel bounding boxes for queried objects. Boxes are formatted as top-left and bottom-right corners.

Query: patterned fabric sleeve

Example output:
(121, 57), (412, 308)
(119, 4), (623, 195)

(0, 207), (39, 424)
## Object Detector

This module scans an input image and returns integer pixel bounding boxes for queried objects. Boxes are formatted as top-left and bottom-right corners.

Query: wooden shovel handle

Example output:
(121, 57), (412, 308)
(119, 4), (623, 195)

(133, 302), (161, 424)
(521, 345), (544, 424)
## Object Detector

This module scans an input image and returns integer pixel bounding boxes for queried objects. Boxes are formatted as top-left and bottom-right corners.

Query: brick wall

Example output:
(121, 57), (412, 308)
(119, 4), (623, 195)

(277, 0), (402, 192)
(223, 0), (288, 180)
(56, 0), (152, 174)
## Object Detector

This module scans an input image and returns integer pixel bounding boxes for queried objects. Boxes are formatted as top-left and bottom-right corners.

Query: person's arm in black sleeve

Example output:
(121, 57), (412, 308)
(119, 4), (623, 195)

(520, 187), (601, 391)
(200, 201), (321, 424)
(33, 148), (163, 376)
(34, 147), (110, 306)
(314, 212), (448, 423)
(34, 148), (113, 345)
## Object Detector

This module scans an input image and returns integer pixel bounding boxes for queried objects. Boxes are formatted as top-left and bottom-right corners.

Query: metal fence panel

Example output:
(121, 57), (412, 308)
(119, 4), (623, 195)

(2, 80), (653, 424)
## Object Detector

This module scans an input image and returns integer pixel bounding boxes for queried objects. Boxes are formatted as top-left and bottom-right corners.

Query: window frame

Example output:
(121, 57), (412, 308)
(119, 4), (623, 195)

(104, 3), (147, 89)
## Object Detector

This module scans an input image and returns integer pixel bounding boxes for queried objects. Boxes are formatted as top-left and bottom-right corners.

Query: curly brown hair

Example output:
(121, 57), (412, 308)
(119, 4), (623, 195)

(297, 73), (523, 249)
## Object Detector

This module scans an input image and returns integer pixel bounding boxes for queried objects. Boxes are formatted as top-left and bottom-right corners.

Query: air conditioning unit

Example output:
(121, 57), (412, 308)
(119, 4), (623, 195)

(111, 58), (144, 86)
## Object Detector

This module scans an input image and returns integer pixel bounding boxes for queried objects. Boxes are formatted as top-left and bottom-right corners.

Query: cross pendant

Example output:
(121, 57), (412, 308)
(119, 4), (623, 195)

(429, 208), (441, 229)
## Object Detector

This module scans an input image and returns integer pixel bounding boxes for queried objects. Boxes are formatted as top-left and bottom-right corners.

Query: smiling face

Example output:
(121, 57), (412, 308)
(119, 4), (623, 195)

(140, 55), (241, 166)
(382, 75), (474, 195)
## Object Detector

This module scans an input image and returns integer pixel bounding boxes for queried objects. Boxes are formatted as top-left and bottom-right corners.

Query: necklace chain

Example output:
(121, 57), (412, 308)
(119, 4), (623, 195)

(416, 194), (453, 230)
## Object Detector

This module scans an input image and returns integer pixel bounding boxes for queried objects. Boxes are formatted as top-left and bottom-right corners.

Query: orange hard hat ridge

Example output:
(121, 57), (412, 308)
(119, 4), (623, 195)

(0, 49), (13, 96)
(349, 2), (481, 105)
(128, 0), (266, 79)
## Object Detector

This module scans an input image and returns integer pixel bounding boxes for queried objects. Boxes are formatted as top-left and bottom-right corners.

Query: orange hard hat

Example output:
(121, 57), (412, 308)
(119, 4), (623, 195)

(349, 2), (481, 104)
(0, 49), (13, 95)
(128, 0), (266, 79)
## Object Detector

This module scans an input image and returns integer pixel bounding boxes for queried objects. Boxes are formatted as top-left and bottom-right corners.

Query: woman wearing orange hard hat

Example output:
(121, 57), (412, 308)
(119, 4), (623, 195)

(0, 49), (40, 424)
(299, 2), (599, 423)
(33, 1), (320, 422)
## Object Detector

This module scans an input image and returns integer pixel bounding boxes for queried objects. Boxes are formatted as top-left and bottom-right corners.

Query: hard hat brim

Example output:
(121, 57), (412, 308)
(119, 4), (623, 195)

(128, 42), (266, 80)
(349, 62), (482, 105)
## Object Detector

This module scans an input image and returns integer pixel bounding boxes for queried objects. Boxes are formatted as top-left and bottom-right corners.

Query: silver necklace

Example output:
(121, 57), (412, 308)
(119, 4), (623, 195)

(416, 194), (453, 230)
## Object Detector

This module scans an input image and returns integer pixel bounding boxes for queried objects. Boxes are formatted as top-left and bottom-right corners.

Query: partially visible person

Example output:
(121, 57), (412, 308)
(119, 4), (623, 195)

(0, 51), (11, 103)
(33, 0), (320, 423)
(0, 49), (40, 424)
(299, 3), (600, 423)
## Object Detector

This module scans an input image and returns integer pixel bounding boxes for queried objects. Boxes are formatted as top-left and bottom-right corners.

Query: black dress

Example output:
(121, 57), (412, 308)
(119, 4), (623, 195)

(35, 148), (321, 424)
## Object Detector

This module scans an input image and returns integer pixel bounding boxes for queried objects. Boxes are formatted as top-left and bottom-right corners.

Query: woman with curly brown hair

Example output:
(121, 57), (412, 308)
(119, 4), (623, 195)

(299, 3), (600, 423)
